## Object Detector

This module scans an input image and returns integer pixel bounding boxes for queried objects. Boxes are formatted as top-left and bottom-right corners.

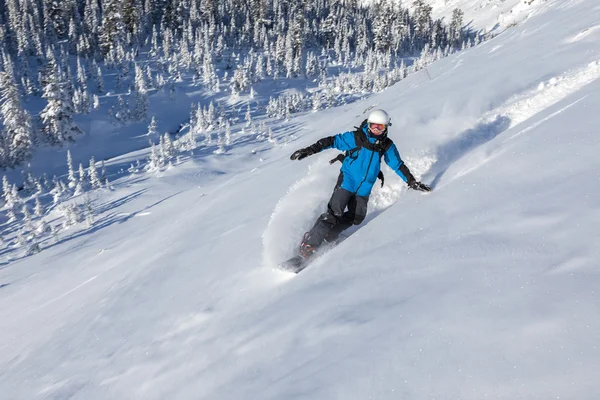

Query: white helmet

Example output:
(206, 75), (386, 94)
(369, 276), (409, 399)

(367, 109), (391, 126)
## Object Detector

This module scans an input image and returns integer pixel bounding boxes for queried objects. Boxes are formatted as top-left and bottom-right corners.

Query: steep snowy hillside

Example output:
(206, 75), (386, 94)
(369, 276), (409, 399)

(367, 0), (544, 32)
(2, 0), (600, 399)
(425, 0), (546, 32)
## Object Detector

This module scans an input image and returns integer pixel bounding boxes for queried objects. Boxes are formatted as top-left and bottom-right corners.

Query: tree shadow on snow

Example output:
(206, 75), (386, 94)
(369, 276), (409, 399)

(0, 189), (183, 266)
(426, 115), (511, 189)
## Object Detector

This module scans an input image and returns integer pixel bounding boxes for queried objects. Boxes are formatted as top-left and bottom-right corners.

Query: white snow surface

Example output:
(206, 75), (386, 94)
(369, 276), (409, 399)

(425, 0), (547, 32)
(368, 0), (546, 32)
(2, 1), (600, 399)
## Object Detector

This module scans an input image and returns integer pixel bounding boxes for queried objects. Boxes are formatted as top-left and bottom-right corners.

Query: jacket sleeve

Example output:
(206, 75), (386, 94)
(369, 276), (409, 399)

(308, 131), (356, 153)
(383, 143), (416, 184)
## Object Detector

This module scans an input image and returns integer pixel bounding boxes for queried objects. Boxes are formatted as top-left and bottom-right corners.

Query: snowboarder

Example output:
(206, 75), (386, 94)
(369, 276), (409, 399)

(285, 109), (431, 269)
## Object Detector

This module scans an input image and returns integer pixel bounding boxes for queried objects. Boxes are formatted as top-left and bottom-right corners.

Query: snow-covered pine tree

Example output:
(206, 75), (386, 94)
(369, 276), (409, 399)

(21, 203), (32, 229)
(3, 179), (20, 222)
(99, 160), (106, 181)
(2, 175), (16, 210)
(189, 102), (197, 130)
(214, 129), (225, 154)
(145, 65), (154, 88)
(88, 157), (102, 188)
(92, 94), (100, 110)
(0, 71), (33, 167)
(267, 127), (275, 144)
(311, 91), (322, 112)
(34, 194), (44, 217)
(109, 95), (130, 124)
(305, 52), (318, 78)
(147, 142), (162, 171)
(245, 103), (252, 127)
(83, 203), (93, 228)
(78, 163), (85, 184)
(64, 150), (77, 188)
(413, 0), (433, 48)
(62, 202), (81, 227)
(43, 0), (68, 40)
(95, 65), (104, 93)
(39, 60), (83, 144)
(449, 8), (465, 48)
(51, 176), (63, 203)
(73, 163), (84, 195)
(122, 0), (143, 42)
(73, 86), (91, 114)
(100, 0), (127, 55)
(205, 101), (216, 130)
(194, 104), (206, 133)
(161, 133), (175, 161)
(21, 171), (35, 193)
(76, 57), (88, 90)
(132, 64), (149, 120)
(147, 116), (158, 136)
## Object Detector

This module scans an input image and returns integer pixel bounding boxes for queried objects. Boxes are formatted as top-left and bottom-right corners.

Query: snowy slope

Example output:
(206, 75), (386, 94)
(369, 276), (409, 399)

(2, 0), (600, 399)
(425, 0), (545, 32)
(367, 0), (543, 32)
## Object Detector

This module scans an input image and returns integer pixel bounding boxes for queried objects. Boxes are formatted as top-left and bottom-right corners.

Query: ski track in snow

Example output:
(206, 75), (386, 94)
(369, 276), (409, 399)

(496, 59), (600, 129)
(565, 24), (600, 43)
(427, 59), (600, 189)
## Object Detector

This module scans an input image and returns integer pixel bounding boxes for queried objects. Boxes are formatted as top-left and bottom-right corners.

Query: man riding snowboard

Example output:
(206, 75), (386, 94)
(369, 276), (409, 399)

(286, 109), (431, 269)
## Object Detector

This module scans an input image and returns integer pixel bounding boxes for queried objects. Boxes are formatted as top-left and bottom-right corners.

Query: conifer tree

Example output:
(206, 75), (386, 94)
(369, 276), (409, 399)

(161, 133), (175, 161)
(147, 142), (161, 171)
(0, 71), (33, 167)
(39, 60), (83, 144)
(95, 65), (104, 93)
(22, 204), (32, 227)
(34, 194), (44, 217)
(132, 64), (149, 120)
(449, 8), (465, 47)
(2, 176), (17, 212)
(66, 150), (77, 188)
(245, 103), (252, 127)
(43, 0), (68, 39)
(88, 157), (102, 188)
(147, 116), (158, 136)
(78, 163), (86, 185)
(100, 0), (127, 55)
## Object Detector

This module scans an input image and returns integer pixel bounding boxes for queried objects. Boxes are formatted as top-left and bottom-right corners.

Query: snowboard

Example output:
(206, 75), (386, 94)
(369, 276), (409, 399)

(279, 255), (309, 273)
(278, 234), (348, 274)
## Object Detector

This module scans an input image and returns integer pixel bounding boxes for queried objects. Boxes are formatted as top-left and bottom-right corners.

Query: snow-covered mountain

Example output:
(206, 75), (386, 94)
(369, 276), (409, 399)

(2, 0), (600, 399)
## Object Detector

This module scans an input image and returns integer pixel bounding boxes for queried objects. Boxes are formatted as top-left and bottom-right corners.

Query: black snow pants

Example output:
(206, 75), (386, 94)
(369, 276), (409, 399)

(304, 174), (369, 248)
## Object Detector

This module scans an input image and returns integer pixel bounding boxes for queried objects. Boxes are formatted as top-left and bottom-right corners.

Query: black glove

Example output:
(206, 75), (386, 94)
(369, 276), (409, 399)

(290, 147), (315, 161)
(408, 180), (432, 192)
(290, 137), (334, 161)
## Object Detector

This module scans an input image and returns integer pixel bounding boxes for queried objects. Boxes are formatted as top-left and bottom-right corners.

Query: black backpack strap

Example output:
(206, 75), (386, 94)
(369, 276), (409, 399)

(329, 153), (346, 164)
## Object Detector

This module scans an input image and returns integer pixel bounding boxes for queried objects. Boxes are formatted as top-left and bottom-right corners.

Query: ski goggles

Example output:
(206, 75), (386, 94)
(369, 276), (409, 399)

(369, 123), (387, 134)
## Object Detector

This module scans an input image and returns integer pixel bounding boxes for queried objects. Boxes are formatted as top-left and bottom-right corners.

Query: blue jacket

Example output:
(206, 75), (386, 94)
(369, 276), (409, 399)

(324, 125), (412, 197)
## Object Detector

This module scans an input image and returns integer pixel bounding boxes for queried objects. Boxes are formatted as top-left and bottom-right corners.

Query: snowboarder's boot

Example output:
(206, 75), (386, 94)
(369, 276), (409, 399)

(279, 233), (318, 273)
(299, 232), (318, 259)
